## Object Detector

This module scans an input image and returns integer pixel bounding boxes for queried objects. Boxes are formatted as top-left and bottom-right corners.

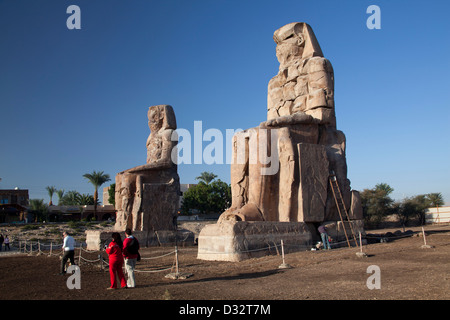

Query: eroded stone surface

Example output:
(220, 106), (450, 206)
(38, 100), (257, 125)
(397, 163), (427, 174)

(114, 105), (180, 232)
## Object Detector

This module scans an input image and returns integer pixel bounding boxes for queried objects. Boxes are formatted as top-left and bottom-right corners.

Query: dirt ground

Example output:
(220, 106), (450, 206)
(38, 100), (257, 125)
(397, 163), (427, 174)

(1, 224), (450, 305)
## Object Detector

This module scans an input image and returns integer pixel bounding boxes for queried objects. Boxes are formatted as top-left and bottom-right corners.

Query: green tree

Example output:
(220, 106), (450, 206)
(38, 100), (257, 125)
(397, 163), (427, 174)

(59, 190), (81, 206)
(83, 171), (111, 220)
(181, 183), (210, 214)
(195, 172), (218, 185)
(108, 183), (116, 207)
(46, 186), (57, 206)
(426, 193), (444, 207)
(59, 190), (97, 206)
(395, 195), (430, 226)
(181, 174), (231, 215)
(29, 199), (48, 222)
(78, 193), (96, 205)
(56, 189), (65, 205)
(412, 194), (430, 225)
(360, 183), (395, 228)
(374, 183), (394, 195)
(207, 180), (232, 213)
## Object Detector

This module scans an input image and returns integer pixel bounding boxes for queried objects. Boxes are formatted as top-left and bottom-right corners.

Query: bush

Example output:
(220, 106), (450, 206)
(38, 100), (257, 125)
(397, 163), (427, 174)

(181, 179), (231, 215)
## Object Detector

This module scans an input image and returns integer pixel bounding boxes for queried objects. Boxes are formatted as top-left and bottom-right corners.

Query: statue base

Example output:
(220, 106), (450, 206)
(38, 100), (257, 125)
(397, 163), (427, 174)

(197, 221), (312, 262)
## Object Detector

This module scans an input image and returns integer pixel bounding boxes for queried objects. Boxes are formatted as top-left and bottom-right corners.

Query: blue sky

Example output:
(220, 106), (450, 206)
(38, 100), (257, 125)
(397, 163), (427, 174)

(1, 0), (449, 205)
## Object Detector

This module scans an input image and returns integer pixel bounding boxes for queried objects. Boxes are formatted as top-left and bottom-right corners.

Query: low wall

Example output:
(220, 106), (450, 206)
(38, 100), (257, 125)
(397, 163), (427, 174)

(425, 206), (450, 224)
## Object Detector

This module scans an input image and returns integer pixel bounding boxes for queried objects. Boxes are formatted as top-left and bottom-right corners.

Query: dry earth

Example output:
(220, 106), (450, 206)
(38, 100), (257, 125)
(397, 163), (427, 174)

(0, 224), (448, 316)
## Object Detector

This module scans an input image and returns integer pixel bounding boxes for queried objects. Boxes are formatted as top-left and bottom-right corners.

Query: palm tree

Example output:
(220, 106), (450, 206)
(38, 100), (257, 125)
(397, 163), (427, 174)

(46, 186), (57, 206)
(29, 199), (48, 222)
(83, 171), (111, 220)
(426, 193), (444, 207)
(59, 190), (81, 206)
(56, 189), (65, 205)
(195, 172), (218, 185)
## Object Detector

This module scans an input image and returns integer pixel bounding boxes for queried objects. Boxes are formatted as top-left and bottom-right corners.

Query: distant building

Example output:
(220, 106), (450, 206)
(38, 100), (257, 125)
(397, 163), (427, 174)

(0, 189), (29, 223)
(47, 205), (116, 222)
(103, 186), (113, 206)
(0, 189), (29, 206)
(425, 206), (450, 224)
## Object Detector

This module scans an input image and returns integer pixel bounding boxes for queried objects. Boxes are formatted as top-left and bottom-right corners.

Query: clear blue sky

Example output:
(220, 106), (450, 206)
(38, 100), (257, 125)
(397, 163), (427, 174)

(1, 0), (449, 205)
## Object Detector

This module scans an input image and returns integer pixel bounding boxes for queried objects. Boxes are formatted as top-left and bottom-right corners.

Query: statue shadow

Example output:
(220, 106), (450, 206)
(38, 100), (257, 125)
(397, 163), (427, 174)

(149, 269), (281, 288)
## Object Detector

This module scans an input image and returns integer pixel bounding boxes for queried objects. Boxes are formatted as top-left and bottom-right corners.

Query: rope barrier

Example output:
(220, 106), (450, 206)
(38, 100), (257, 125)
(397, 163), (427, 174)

(140, 250), (176, 260)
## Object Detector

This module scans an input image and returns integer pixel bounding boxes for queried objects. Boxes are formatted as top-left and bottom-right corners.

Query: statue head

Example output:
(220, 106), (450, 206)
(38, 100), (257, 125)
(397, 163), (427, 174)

(148, 105), (177, 133)
(273, 22), (323, 66)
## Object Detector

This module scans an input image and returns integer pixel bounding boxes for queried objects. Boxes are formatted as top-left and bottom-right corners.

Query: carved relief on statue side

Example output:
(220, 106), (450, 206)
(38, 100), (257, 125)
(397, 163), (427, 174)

(278, 127), (295, 222)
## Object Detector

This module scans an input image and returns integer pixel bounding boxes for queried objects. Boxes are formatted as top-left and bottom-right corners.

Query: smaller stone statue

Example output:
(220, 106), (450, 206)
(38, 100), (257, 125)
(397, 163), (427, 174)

(115, 105), (180, 232)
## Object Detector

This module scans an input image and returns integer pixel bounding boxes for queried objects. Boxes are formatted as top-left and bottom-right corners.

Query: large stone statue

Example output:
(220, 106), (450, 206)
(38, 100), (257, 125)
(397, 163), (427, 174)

(86, 105), (181, 250)
(114, 105), (180, 232)
(218, 22), (358, 224)
(198, 23), (363, 261)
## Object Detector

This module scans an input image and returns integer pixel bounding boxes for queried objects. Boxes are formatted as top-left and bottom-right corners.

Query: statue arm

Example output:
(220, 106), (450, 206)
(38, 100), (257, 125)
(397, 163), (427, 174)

(123, 160), (173, 174)
(124, 130), (176, 174)
(261, 112), (318, 128)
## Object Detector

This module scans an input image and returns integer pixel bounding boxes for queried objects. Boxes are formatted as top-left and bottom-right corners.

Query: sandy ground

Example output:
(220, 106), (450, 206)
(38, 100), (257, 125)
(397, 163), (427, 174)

(1, 224), (450, 306)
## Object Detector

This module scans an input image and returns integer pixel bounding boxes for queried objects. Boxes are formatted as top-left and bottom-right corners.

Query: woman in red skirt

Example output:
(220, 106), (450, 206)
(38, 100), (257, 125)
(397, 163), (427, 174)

(105, 232), (127, 289)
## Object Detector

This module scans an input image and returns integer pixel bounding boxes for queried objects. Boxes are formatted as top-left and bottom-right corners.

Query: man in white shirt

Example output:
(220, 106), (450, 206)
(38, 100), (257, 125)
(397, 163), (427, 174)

(60, 231), (76, 275)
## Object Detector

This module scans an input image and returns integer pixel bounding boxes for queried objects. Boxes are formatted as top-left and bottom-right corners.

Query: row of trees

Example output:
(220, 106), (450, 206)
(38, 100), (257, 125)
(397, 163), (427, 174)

(33, 170), (445, 227)
(43, 170), (231, 217)
(180, 175), (445, 226)
(32, 171), (111, 221)
(46, 187), (96, 206)
(361, 183), (444, 228)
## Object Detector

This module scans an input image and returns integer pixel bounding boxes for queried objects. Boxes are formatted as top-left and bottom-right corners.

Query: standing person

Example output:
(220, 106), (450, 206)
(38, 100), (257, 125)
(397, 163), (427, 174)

(123, 228), (139, 288)
(60, 231), (76, 274)
(105, 232), (127, 290)
(3, 235), (10, 251)
(0, 234), (4, 252)
(318, 225), (331, 250)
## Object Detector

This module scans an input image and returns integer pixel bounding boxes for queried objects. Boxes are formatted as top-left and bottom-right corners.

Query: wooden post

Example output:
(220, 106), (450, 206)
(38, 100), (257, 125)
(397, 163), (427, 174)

(175, 245), (179, 275)
(421, 226), (434, 249)
(278, 240), (292, 269)
(422, 227), (427, 246)
(78, 246), (82, 265)
(356, 232), (368, 258)
(359, 232), (363, 253)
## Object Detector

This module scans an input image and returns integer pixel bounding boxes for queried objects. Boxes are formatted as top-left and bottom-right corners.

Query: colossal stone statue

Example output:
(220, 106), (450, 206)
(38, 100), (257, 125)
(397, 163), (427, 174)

(114, 105), (180, 232)
(218, 22), (358, 224)
(86, 105), (181, 250)
(198, 23), (363, 261)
